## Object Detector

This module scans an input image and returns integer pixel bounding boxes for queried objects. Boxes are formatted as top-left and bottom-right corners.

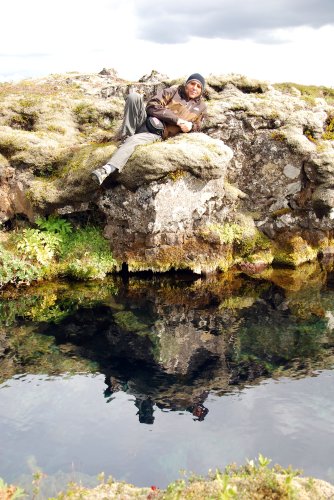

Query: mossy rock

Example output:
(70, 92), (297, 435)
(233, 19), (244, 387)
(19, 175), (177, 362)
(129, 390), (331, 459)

(273, 235), (319, 267)
(119, 133), (233, 190)
(25, 143), (117, 211)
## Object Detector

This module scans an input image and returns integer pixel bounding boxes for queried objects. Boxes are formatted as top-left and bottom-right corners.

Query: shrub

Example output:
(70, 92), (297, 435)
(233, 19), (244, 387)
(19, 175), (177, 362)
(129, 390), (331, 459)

(1, 218), (116, 287)
(60, 226), (116, 279)
(0, 246), (41, 287)
(15, 228), (62, 265)
(35, 215), (72, 236)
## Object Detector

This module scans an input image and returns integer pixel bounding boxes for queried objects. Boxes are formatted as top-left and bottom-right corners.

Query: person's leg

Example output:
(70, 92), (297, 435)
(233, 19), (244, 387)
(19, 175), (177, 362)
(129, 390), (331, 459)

(107, 132), (160, 171)
(91, 132), (160, 185)
(119, 91), (147, 137)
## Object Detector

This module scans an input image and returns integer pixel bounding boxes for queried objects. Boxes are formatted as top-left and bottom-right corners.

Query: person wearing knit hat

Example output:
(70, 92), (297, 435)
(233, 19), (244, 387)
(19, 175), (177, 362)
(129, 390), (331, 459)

(91, 72), (207, 186)
(186, 73), (206, 90)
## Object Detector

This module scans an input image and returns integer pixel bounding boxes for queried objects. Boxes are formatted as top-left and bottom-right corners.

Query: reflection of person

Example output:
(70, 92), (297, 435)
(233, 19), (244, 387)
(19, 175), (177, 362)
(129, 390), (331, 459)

(135, 396), (155, 424)
(191, 403), (209, 421)
(91, 73), (207, 185)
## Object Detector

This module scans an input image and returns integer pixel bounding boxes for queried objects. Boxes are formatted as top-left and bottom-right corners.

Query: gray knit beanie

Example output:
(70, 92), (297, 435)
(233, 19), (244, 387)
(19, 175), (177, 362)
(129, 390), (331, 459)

(186, 73), (205, 89)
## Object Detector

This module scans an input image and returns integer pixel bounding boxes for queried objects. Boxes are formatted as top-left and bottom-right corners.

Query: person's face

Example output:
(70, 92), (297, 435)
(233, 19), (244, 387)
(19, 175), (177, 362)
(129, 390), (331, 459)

(185, 80), (202, 99)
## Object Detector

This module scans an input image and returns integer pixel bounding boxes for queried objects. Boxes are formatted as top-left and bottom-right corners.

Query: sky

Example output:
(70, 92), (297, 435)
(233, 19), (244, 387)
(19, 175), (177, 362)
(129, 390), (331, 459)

(1, 0), (333, 86)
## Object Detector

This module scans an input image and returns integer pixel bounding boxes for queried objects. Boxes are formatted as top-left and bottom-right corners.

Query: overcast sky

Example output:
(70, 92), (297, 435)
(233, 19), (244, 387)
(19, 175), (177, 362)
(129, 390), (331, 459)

(1, 0), (333, 86)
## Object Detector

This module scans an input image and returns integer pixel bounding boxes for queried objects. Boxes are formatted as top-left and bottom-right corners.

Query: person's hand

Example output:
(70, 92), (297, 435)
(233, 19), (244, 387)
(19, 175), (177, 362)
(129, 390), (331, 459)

(177, 118), (193, 133)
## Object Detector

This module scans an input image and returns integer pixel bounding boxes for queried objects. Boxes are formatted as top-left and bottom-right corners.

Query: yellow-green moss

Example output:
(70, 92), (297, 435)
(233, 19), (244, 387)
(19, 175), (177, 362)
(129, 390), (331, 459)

(113, 311), (148, 332)
(59, 143), (112, 176)
(322, 113), (334, 141)
(273, 82), (334, 105)
(270, 207), (293, 219)
(304, 128), (317, 143)
(203, 222), (244, 245)
(273, 235), (319, 267)
(168, 169), (186, 182)
(271, 131), (286, 142)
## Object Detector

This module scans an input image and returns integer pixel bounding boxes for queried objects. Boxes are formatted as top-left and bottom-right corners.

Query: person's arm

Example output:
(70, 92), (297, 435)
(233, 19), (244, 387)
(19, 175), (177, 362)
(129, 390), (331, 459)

(146, 87), (179, 124)
(191, 105), (208, 132)
(177, 106), (207, 133)
(176, 118), (193, 132)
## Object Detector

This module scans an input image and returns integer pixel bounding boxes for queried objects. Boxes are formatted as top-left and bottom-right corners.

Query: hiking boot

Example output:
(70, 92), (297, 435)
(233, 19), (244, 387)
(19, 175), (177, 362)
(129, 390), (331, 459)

(91, 164), (118, 185)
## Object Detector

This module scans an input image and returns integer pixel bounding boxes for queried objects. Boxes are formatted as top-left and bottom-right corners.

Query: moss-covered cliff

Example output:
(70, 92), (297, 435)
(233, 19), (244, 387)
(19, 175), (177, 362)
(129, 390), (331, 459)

(1, 70), (334, 278)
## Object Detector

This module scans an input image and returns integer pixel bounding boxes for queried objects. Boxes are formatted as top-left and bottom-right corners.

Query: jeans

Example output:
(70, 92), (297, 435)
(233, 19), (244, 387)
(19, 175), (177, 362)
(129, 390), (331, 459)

(109, 92), (161, 172)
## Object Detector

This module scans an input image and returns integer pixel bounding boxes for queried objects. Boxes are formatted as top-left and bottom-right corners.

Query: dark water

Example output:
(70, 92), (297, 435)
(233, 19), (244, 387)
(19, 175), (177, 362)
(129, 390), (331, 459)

(1, 263), (334, 496)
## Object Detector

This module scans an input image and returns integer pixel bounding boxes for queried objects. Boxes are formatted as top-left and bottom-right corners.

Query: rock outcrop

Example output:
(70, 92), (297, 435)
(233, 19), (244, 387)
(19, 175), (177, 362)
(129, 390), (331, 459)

(0, 70), (334, 272)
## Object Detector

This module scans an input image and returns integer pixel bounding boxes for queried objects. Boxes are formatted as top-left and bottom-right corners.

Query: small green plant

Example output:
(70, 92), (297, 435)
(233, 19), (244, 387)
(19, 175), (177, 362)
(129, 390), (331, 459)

(16, 228), (62, 265)
(215, 471), (238, 498)
(0, 246), (41, 287)
(165, 479), (186, 498)
(35, 215), (72, 236)
(32, 471), (46, 499)
(258, 453), (272, 468)
(59, 226), (116, 279)
(0, 477), (25, 499)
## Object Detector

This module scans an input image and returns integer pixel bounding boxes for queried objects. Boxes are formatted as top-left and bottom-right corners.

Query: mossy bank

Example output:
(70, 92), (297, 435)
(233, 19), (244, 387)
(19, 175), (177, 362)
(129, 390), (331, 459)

(1, 69), (334, 277)
(2, 457), (334, 499)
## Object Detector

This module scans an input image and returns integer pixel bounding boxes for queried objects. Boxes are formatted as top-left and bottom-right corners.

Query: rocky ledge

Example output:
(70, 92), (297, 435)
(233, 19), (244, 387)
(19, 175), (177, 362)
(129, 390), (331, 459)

(1, 69), (334, 273)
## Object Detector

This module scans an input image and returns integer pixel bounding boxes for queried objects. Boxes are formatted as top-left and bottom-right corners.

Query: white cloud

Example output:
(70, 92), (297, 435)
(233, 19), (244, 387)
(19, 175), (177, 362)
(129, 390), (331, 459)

(0, 0), (333, 87)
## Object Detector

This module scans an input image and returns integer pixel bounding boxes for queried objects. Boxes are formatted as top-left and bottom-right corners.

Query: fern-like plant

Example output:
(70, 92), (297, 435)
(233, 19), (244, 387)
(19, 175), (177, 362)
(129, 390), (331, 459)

(16, 228), (62, 265)
(35, 215), (72, 236)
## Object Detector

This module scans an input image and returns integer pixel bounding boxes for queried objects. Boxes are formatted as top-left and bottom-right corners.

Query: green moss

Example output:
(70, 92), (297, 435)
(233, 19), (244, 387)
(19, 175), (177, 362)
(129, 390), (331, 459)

(271, 131), (286, 142)
(273, 235), (319, 267)
(304, 128), (317, 143)
(167, 169), (186, 182)
(301, 95), (317, 106)
(17, 96), (42, 108)
(205, 222), (244, 245)
(59, 142), (114, 177)
(10, 111), (37, 131)
(0, 222), (116, 288)
(113, 311), (149, 332)
(270, 207), (292, 219)
(73, 101), (100, 125)
(322, 113), (334, 141)
(237, 230), (272, 257)
(274, 82), (334, 105)
(59, 226), (116, 280)
(0, 131), (27, 157)
(46, 124), (66, 134)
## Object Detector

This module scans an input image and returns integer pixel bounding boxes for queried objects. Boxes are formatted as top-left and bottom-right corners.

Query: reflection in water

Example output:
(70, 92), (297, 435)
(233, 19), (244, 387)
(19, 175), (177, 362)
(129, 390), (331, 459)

(1, 263), (334, 424)
(1, 263), (334, 492)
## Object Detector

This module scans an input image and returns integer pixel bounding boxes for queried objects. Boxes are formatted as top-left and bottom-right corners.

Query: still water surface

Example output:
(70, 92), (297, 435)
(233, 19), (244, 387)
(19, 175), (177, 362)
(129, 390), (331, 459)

(1, 265), (334, 495)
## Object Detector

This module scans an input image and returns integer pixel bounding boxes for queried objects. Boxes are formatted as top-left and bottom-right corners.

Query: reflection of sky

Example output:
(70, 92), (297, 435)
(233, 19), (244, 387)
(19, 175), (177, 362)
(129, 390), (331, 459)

(1, 370), (334, 494)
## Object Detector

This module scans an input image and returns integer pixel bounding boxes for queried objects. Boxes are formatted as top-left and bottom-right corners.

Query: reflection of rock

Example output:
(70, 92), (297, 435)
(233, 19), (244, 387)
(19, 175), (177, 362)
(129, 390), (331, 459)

(152, 304), (229, 375)
(2, 271), (334, 420)
(29, 272), (333, 418)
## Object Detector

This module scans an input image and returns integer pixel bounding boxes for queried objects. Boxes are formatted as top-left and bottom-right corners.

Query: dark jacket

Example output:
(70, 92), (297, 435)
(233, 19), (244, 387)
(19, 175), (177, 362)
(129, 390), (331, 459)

(146, 85), (207, 139)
